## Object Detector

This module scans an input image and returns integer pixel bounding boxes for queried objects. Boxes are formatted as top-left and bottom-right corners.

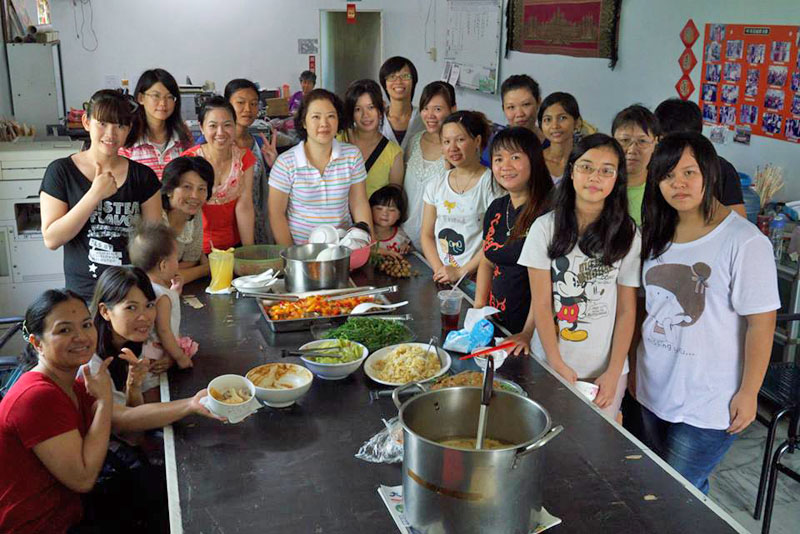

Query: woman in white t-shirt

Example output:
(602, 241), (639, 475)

(637, 132), (778, 493)
(421, 111), (502, 284)
(519, 134), (640, 418)
(402, 82), (456, 250)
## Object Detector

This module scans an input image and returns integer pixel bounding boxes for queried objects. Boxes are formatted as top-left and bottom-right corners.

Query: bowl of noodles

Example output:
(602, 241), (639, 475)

(246, 363), (313, 408)
(364, 343), (451, 387)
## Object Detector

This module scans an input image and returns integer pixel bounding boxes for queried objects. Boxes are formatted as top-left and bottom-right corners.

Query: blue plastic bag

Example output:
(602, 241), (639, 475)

(443, 318), (494, 353)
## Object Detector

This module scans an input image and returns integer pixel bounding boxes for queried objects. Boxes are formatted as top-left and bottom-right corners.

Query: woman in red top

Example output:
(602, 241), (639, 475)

(0, 289), (114, 534)
(182, 96), (256, 252)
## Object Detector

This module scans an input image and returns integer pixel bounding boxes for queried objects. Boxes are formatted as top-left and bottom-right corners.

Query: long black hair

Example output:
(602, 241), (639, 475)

(548, 133), (635, 265)
(489, 127), (552, 241)
(21, 289), (88, 369)
(91, 266), (156, 390)
(641, 132), (721, 260)
(126, 68), (191, 147)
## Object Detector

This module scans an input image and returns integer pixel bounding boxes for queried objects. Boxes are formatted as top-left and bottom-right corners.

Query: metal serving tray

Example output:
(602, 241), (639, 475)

(257, 286), (394, 333)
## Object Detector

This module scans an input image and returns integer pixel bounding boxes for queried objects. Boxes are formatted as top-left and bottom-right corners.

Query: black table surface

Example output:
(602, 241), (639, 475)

(169, 254), (742, 534)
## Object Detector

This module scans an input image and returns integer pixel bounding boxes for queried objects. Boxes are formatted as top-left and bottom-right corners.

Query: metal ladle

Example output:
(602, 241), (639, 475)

(475, 354), (494, 450)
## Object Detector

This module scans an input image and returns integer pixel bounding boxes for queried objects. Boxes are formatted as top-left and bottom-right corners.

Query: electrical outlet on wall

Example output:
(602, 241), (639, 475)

(428, 47), (437, 61)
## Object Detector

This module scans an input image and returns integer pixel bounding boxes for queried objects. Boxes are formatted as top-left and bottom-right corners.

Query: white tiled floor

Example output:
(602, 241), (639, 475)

(708, 420), (800, 534)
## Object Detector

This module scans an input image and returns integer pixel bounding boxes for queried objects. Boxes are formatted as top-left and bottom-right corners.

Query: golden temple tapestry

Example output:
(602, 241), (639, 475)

(507, 0), (622, 68)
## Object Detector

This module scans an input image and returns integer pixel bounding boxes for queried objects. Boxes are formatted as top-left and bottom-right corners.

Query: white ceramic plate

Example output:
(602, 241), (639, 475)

(364, 342), (451, 387)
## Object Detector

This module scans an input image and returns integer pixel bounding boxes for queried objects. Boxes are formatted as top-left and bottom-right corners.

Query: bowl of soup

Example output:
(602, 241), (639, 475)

(207, 374), (258, 420)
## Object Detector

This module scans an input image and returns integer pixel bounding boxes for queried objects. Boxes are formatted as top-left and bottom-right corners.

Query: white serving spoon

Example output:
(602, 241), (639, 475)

(350, 300), (409, 315)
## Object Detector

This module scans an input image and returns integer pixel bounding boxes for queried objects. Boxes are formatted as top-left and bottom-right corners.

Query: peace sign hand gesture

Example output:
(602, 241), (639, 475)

(258, 132), (278, 167)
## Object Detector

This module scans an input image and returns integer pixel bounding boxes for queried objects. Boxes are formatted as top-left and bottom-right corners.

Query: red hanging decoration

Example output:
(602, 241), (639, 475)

(680, 19), (699, 47)
(675, 75), (695, 101)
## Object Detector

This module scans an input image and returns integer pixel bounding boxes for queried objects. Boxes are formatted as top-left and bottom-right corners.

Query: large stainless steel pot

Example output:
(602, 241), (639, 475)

(393, 385), (563, 534)
(281, 244), (351, 293)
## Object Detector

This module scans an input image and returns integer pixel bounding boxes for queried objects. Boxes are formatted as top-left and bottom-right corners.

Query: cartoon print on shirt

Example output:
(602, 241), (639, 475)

(645, 262), (710, 345)
(552, 256), (606, 342)
(438, 228), (465, 267)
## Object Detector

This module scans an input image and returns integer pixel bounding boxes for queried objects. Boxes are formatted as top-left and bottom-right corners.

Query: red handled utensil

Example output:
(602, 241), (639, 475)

(459, 340), (516, 360)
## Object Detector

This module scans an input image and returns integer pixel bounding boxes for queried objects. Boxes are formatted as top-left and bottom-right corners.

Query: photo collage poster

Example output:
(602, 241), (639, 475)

(699, 23), (800, 143)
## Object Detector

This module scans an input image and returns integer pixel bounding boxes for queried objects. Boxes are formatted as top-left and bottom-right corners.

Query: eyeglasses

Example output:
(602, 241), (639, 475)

(615, 137), (655, 150)
(143, 92), (177, 103)
(572, 162), (618, 179)
(387, 73), (413, 82)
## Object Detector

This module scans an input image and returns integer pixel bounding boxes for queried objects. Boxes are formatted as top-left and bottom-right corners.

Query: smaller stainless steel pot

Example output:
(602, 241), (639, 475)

(281, 244), (351, 293)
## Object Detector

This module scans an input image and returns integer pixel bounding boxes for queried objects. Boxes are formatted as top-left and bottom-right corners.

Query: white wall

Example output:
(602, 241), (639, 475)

(49, 0), (800, 197)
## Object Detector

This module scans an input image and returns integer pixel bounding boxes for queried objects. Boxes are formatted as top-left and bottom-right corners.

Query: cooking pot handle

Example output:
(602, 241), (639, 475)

(391, 381), (427, 410)
(515, 425), (564, 459)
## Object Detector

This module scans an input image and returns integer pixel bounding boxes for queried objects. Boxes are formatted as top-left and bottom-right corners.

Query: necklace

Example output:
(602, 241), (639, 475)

(505, 198), (515, 237)
(452, 168), (480, 194)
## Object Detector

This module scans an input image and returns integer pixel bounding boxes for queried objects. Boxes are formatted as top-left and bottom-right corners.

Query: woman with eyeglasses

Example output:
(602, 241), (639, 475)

(378, 56), (425, 151)
(40, 89), (162, 302)
(611, 105), (661, 226)
(119, 69), (192, 180)
(518, 134), (640, 419)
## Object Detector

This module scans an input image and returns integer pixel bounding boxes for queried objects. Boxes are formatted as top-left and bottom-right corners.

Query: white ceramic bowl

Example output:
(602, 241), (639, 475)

(206, 374), (259, 420)
(574, 380), (599, 401)
(473, 349), (509, 371)
(309, 224), (341, 245)
(364, 343), (452, 387)
(246, 363), (314, 407)
(298, 339), (369, 380)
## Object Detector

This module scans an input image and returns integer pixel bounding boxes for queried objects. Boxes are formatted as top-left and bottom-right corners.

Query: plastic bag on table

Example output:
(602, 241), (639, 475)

(355, 417), (404, 463)
(443, 306), (498, 353)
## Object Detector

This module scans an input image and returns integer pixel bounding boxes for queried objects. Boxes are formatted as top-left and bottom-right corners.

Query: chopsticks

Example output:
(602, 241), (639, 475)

(327, 285), (398, 301)
(280, 349), (345, 359)
(458, 340), (516, 361)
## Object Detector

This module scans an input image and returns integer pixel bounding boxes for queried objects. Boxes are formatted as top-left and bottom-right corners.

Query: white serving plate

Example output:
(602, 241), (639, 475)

(364, 342), (452, 387)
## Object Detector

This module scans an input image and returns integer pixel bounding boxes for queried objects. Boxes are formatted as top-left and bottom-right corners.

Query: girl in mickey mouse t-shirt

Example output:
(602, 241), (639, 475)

(518, 134), (641, 418)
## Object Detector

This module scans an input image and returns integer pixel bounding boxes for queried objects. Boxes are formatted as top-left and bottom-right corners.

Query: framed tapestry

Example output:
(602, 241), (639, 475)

(507, 0), (622, 68)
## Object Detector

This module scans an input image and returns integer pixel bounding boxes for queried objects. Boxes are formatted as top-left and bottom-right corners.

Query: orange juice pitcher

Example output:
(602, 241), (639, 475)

(208, 247), (235, 292)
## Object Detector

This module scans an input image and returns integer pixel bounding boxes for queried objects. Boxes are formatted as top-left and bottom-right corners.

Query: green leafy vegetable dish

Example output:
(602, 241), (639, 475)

(306, 339), (364, 364)
(325, 317), (414, 353)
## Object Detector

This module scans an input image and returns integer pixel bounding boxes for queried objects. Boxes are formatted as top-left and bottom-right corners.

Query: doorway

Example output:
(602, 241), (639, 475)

(320, 10), (383, 96)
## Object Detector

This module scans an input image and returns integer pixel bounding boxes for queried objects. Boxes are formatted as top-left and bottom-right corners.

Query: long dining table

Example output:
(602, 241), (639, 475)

(164, 253), (748, 533)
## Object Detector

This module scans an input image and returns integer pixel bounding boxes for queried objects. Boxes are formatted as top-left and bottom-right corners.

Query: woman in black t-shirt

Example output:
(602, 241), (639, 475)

(474, 127), (553, 354)
(40, 90), (162, 301)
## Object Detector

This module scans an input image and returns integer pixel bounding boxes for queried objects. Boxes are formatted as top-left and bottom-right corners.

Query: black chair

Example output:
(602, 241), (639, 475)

(752, 313), (800, 533)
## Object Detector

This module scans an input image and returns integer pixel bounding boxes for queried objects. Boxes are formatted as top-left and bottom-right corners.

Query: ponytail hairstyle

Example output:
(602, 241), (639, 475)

(548, 133), (635, 265)
(641, 132), (721, 260)
(441, 110), (492, 150)
(489, 127), (552, 241)
(126, 68), (191, 147)
(91, 266), (156, 390)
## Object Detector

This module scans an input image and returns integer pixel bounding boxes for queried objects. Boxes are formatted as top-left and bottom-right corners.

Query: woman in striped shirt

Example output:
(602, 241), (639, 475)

(119, 69), (192, 180)
(268, 89), (372, 245)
